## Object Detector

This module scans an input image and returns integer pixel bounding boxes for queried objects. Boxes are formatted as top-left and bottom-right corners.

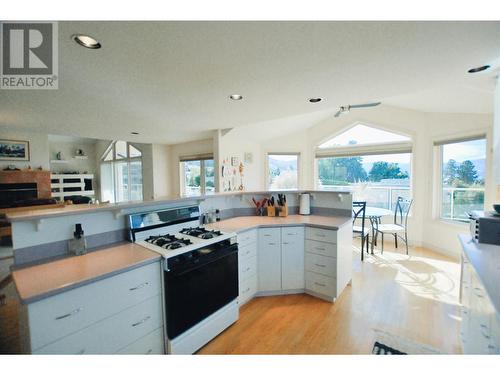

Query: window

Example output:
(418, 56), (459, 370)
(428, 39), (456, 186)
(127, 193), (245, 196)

(268, 153), (299, 190)
(438, 137), (486, 222)
(316, 124), (412, 210)
(100, 141), (143, 203)
(180, 156), (214, 196)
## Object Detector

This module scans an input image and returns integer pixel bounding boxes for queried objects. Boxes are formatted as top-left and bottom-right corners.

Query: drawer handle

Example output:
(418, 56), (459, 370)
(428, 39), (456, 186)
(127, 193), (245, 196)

(268, 242), (276, 245)
(315, 233), (326, 237)
(315, 247), (326, 251)
(129, 282), (150, 291)
(246, 267), (251, 271)
(76, 349), (85, 355)
(55, 307), (83, 320)
(132, 316), (151, 327)
(314, 263), (326, 268)
(264, 234), (272, 237)
(283, 242), (289, 245)
(245, 250), (251, 255)
(146, 348), (153, 354)
(314, 282), (326, 287)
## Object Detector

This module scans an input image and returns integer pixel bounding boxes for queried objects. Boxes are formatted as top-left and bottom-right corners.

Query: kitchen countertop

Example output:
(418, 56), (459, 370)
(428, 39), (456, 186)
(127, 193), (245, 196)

(12, 243), (161, 304)
(205, 214), (352, 233)
(1, 190), (350, 222)
(459, 234), (500, 314)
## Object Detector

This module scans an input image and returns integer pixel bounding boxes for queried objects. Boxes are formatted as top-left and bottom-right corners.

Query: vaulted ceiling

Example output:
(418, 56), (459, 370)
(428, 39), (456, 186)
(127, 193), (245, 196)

(1, 21), (499, 144)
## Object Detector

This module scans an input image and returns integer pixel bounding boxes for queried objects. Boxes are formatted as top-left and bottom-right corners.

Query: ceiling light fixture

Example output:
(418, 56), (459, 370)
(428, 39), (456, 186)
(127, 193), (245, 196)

(468, 65), (490, 73)
(131, 132), (139, 135)
(229, 94), (243, 101)
(309, 98), (323, 103)
(72, 34), (101, 49)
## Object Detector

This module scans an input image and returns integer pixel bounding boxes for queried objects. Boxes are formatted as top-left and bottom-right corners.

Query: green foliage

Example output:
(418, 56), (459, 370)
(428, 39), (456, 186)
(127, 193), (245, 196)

(368, 161), (408, 182)
(443, 159), (480, 187)
(318, 157), (367, 185)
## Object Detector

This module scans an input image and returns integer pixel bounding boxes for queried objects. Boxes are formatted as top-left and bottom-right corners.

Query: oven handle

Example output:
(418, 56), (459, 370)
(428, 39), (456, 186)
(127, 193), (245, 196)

(166, 245), (238, 277)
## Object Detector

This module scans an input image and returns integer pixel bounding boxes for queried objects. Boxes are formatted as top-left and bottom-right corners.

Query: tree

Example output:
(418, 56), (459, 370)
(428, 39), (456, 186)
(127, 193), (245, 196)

(368, 161), (408, 182)
(318, 157), (367, 185)
(443, 159), (458, 186)
(457, 160), (478, 186)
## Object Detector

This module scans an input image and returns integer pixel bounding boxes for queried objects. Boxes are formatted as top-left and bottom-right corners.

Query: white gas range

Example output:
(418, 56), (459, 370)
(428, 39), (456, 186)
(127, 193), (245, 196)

(128, 205), (239, 355)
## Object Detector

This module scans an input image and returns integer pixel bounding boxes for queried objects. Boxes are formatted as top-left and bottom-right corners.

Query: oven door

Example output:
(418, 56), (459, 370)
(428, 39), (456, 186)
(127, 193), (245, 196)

(165, 247), (238, 339)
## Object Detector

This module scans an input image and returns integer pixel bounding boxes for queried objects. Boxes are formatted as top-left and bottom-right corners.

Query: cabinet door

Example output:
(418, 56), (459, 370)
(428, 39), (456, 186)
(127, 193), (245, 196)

(281, 227), (305, 290)
(258, 228), (282, 292)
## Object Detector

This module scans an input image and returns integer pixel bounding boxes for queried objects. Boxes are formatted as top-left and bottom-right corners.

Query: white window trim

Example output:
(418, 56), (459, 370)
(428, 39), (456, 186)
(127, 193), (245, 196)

(432, 131), (491, 224)
(100, 141), (144, 203)
(179, 157), (214, 196)
(265, 152), (301, 191)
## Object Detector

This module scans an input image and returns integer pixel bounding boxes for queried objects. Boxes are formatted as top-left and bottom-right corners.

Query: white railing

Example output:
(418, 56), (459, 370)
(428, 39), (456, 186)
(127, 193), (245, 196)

(442, 187), (484, 221)
(318, 184), (411, 211)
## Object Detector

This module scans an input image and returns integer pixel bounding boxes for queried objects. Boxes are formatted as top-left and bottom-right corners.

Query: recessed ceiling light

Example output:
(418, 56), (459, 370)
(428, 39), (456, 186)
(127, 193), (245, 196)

(131, 132), (139, 135)
(468, 65), (490, 73)
(229, 94), (243, 101)
(72, 34), (101, 49)
(309, 98), (323, 103)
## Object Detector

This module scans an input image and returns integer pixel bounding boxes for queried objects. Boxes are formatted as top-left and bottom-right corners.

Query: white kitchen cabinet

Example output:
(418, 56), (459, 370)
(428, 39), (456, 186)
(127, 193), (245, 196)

(237, 229), (258, 306)
(460, 253), (500, 354)
(20, 261), (165, 354)
(281, 226), (305, 290)
(257, 228), (282, 293)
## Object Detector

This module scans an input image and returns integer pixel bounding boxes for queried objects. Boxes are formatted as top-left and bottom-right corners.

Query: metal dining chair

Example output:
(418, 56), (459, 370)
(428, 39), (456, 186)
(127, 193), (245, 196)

(373, 197), (413, 254)
(352, 201), (370, 261)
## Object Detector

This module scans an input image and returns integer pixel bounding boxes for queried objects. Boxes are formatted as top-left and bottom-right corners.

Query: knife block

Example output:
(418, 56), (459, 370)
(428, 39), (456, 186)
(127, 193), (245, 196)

(278, 204), (288, 217)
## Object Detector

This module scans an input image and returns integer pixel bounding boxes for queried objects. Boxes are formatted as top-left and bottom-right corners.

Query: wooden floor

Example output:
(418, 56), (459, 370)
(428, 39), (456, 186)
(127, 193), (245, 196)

(0, 242), (462, 354)
(198, 242), (462, 354)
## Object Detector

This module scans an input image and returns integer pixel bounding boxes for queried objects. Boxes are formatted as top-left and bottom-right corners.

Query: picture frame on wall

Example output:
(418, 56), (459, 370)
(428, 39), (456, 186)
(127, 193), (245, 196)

(0, 139), (30, 161)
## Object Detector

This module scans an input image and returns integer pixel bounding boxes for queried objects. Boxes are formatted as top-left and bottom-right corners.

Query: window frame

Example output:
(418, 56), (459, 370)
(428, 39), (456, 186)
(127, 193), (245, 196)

(434, 134), (487, 224)
(179, 154), (214, 196)
(100, 141), (143, 203)
(266, 152), (301, 191)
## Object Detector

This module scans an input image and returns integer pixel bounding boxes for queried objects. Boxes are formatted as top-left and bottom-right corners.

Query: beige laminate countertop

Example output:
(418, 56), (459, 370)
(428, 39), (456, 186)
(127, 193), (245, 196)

(12, 243), (161, 304)
(205, 214), (351, 233)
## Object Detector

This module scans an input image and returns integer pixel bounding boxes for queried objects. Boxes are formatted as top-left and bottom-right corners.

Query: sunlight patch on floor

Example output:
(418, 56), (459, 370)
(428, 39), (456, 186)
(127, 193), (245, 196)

(354, 246), (460, 305)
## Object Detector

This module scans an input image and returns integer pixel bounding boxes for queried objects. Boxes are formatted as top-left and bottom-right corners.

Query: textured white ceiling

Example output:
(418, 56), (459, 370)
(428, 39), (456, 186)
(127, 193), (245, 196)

(1, 21), (499, 144)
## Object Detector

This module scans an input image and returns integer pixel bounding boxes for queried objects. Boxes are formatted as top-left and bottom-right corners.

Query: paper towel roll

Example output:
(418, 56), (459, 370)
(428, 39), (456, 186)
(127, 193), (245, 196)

(299, 193), (311, 215)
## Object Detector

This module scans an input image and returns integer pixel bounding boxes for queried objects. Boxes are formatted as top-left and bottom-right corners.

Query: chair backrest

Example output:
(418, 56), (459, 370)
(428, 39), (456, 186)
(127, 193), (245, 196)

(352, 201), (367, 232)
(394, 197), (413, 228)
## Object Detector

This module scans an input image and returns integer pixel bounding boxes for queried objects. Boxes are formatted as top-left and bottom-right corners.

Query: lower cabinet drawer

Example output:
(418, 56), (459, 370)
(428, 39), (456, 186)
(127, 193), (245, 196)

(306, 227), (337, 244)
(305, 253), (336, 277)
(305, 239), (336, 258)
(239, 255), (257, 281)
(305, 271), (336, 298)
(34, 295), (163, 354)
(28, 262), (162, 351)
(239, 275), (257, 306)
(116, 327), (165, 354)
(239, 242), (257, 261)
(238, 230), (258, 248)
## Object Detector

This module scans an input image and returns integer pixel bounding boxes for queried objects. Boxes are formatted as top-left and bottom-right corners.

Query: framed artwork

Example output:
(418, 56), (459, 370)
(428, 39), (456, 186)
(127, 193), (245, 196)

(0, 139), (30, 161)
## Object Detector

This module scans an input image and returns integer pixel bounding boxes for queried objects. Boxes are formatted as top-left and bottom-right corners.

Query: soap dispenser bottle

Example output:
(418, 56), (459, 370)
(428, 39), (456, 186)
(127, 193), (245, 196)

(68, 223), (87, 255)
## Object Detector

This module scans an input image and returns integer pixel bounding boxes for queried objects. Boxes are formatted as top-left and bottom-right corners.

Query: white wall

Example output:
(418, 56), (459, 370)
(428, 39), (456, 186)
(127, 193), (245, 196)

(48, 140), (97, 174)
(152, 143), (172, 199)
(0, 127), (49, 170)
(494, 75), (500, 198)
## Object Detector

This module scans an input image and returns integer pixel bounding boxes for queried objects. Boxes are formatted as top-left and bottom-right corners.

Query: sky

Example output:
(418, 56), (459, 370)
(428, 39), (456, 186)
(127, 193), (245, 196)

(442, 139), (486, 163)
(319, 124), (410, 148)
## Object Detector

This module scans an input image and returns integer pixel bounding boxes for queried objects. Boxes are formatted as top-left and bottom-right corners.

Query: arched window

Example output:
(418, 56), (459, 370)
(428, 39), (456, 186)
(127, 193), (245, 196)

(316, 123), (412, 210)
(100, 141), (143, 203)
